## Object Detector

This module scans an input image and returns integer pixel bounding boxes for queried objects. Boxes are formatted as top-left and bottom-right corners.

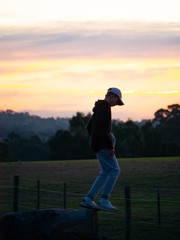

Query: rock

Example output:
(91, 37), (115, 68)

(0, 209), (99, 240)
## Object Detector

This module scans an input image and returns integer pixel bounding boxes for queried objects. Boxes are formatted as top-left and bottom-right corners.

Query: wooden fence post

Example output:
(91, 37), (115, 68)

(37, 180), (40, 210)
(13, 176), (19, 212)
(63, 183), (67, 209)
(157, 188), (161, 225)
(125, 186), (131, 240)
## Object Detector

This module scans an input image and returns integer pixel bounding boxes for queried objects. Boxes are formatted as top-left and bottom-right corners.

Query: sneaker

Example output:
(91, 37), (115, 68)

(97, 200), (118, 212)
(80, 199), (98, 210)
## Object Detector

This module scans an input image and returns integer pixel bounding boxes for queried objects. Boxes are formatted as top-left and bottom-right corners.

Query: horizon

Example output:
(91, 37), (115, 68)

(0, 1), (180, 121)
(1, 103), (178, 122)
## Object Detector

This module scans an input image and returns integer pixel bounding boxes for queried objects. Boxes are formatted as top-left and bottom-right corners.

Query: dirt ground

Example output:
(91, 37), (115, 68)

(1, 157), (180, 188)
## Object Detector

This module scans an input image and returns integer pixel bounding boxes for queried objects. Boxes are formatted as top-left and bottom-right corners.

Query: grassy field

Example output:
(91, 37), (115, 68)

(0, 156), (180, 240)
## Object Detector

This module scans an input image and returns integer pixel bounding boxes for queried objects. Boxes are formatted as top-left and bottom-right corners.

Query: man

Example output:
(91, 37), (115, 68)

(80, 87), (124, 211)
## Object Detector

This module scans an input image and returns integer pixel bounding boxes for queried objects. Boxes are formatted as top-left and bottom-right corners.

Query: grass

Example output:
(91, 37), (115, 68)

(0, 156), (180, 240)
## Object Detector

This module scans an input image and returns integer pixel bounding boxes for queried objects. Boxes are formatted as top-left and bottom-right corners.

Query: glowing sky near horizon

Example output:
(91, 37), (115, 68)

(0, 0), (180, 121)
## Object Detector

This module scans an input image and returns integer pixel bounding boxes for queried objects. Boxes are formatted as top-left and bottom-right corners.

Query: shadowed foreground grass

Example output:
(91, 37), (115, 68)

(0, 156), (180, 240)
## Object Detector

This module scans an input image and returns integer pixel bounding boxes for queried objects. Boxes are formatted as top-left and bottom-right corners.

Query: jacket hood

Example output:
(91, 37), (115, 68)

(92, 100), (109, 112)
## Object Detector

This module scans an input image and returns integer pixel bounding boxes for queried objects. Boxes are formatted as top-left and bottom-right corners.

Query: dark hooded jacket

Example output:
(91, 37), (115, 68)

(87, 100), (114, 153)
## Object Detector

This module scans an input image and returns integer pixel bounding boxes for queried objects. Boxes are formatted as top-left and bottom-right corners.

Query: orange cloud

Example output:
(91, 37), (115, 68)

(0, 21), (180, 121)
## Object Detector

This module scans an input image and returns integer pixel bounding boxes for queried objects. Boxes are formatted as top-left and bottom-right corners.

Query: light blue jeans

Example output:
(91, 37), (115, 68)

(86, 149), (120, 200)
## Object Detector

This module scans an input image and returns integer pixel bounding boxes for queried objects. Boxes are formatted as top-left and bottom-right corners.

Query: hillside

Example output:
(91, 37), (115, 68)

(0, 110), (69, 141)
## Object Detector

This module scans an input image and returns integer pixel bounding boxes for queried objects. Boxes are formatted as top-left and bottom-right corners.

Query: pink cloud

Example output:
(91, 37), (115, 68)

(0, 21), (179, 60)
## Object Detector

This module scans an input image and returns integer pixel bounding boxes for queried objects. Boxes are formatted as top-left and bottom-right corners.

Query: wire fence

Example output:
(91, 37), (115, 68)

(0, 176), (180, 240)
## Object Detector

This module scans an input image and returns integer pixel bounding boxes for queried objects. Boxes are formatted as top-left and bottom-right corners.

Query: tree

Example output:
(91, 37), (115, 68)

(112, 120), (143, 158)
(49, 112), (94, 160)
(154, 104), (180, 122)
(0, 109), (69, 140)
(141, 121), (162, 157)
(49, 130), (73, 160)
(154, 108), (170, 122)
(69, 112), (91, 134)
(154, 104), (180, 145)
(69, 112), (94, 159)
(124, 120), (143, 157)
(0, 141), (8, 161)
(167, 104), (180, 120)
(7, 132), (49, 161)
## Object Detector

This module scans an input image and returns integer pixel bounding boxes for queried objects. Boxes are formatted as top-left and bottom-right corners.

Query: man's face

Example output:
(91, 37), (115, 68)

(108, 94), (119, 106)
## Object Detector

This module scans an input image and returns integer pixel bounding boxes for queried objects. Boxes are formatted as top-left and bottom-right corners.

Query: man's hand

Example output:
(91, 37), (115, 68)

(109, 149), (115, 156)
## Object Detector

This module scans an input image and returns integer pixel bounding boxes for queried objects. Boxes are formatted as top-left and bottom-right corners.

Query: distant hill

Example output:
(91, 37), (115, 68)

(0, 109), (69, 141)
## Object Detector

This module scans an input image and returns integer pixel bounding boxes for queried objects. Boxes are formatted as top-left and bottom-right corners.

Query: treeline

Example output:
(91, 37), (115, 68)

(0, 109), (69, 141)
(0, 104), (180, 161)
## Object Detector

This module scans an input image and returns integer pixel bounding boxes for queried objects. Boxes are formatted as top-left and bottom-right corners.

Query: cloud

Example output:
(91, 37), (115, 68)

(0, 20), (179, 121)
(0, 21), (180, 60)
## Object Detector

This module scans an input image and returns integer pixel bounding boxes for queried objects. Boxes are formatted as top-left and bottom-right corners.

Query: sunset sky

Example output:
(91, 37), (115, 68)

(0, 0), (180, 121)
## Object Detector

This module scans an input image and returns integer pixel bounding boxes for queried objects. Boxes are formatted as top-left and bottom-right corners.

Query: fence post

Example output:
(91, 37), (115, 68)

(63, 183), (67, 209)
(125, 186), (131, 240)
(13, 176), (19, 212)
(37, 180), (40, 210)
(157, 188), (161, 225)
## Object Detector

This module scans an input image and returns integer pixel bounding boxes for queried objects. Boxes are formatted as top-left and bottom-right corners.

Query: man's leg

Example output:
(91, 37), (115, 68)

(80, 149), (120, 210)
(95, 149), (120, 211)
(85, 149), (110, 200)
(98, 149), (120, 200)
(86, 171), (107, 200)
(80, 149), (108, 209)
(86, 149), (120, 200)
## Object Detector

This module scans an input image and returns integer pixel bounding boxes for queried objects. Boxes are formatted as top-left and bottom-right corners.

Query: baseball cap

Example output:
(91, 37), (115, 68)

(107, 87), (124, 105)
